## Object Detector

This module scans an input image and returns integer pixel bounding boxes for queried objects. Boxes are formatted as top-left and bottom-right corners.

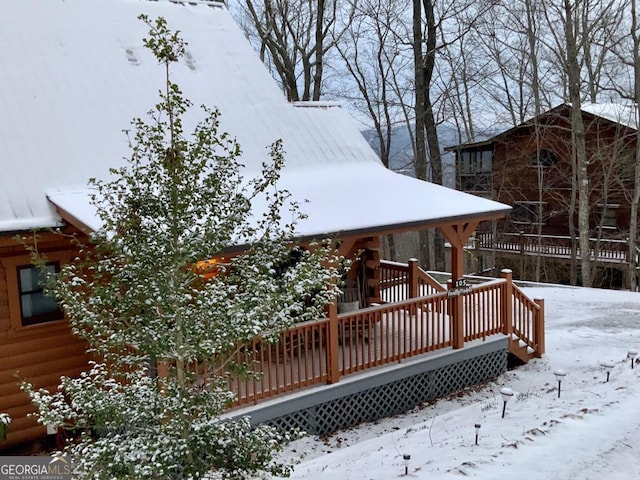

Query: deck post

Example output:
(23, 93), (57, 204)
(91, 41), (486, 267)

(501, 269), (513, 338)
(408, 258), (419, 298)
(440, 222), (478, 351)
(534, 298), (545, 356)
(451, 241), (465, 350)
(327, 302), (341, 384)
(446, 278), (465, 349)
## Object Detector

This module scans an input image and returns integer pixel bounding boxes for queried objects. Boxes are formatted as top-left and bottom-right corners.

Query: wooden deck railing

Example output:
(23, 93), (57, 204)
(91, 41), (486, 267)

(476, 231), (630, 263)
(180, 319), (332, 406)
(379, 259), (446, 303)
(510, 281), (545, 356)
(168, 264), (544, 408)
(336, 293), (451, 375)
(462, 279), (504, 342)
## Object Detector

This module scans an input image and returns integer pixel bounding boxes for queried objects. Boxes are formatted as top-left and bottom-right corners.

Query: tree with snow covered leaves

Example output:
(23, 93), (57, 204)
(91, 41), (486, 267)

(23, 15), (344, 480)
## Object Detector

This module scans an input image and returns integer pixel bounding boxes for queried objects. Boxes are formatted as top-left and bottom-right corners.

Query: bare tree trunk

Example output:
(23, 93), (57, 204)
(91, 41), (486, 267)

(387, 235), (398, 261)
(422, 0), (446, 271)
(413, 0), (430, 267)
(629, 0), (640, 291)
(312, 0), (326, 101)
(525, 0), (544, 282)
(240, 0), (351, 102)
(412, 0), (427, 184)
(565, 0), (592, 287)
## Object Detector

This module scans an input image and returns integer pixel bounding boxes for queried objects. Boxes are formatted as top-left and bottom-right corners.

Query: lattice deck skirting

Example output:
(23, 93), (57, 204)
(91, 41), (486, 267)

(232, 336), (508, 437)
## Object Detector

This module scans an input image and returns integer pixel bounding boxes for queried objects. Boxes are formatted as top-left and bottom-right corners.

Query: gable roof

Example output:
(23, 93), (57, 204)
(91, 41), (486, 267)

(446, 103), (638, 152)
(581, 102), (638, 130)
(1, 0), (509, 239)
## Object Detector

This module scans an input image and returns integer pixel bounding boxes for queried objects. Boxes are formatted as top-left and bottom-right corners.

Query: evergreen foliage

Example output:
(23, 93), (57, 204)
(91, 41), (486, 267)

(23, 16), (344, 479)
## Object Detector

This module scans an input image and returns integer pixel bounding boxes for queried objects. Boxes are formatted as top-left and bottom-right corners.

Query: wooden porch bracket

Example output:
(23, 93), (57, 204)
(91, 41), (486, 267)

(440, 221), (479, 349)
(336, 237), (359, 259)
(439, 221), (480, 280)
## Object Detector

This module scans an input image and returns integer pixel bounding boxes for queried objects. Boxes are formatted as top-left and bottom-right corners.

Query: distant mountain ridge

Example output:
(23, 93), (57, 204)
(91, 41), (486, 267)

(361, 123), (460, 188)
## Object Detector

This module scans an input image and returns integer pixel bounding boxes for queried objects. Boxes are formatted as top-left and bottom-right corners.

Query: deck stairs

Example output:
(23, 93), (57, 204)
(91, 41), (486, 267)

(508, 336), (537, 363)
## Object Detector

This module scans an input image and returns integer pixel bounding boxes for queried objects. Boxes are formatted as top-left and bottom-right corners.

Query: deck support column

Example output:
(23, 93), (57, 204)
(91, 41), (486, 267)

(445, 279), (464, 349)
(501, 269), (513, 338)
(327, 302), (340, 384)
(448, 275), (465, 350)
(440, 221), (479, 350)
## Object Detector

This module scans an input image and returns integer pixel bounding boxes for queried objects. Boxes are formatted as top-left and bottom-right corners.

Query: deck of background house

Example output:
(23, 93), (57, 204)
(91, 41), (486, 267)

(475, 231), (638, 266)
(184, 261), (545, 409)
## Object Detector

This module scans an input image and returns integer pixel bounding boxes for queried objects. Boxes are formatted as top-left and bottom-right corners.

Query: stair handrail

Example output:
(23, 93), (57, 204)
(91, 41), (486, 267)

(501, 269), (545, 358)
(414, 263), (447, 294)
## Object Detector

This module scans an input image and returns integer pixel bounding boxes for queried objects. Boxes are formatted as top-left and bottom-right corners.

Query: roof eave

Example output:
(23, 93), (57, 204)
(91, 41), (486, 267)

(319, 208), (511, 240)
(227, 208), (511, 252)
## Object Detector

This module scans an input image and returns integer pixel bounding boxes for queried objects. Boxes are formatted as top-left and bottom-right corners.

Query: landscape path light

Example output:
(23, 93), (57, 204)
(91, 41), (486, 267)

(403, 453), (411, 476)
(554, 369), (567, 398)
(474, 423), (481, 445)
(628, 349), (638, 369)
(601, 361), (614, 382)
(500, 387), (514, 418)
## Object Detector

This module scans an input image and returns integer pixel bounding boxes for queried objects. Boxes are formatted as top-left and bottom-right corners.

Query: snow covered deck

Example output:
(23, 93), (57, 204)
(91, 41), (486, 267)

(181, 265), (544, 409)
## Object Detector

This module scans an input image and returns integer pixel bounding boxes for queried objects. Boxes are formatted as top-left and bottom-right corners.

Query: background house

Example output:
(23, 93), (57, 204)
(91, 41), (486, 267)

(1, 0), (527, 451)
(448, 103), (638, 288)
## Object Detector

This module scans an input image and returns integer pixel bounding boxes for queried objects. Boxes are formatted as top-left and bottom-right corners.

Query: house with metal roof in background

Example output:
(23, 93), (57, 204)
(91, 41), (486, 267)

(448, 103), (639, 289)
(0, 0), (543, 451)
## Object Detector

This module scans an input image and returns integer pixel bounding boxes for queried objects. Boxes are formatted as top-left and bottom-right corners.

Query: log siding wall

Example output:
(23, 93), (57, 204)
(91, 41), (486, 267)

(0, 232), (90, 451)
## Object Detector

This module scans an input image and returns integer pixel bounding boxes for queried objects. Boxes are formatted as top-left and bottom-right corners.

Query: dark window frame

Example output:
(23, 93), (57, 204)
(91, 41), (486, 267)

(596, 203), (619, 231)
(457, 148), (493, 192)
(512, 201), (547, 226)
(528, 149), (558, 168)
(1, 252), (70, 333)
(17, 262), (64, 326)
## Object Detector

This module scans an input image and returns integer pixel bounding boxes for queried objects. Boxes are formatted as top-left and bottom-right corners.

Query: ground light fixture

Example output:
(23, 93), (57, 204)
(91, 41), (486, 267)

(500, 387), (514, 418)
(601, 361), (614, 382)
(628, 349), (638, 369)
(554, 369), (567, 398)
(403, 454), (411, 476)
(474, 423), (481, 445)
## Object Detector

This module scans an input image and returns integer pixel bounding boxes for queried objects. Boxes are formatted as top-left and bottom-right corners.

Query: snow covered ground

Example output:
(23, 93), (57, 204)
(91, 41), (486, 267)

(268, 285), (640, 479)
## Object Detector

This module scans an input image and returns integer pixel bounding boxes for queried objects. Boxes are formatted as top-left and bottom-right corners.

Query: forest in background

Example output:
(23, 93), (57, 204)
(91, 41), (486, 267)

(228, 0), (640, 288)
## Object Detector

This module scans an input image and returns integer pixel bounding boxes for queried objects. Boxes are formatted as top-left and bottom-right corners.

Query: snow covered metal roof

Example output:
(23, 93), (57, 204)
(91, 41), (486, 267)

(581, 102), (638, 130)
(447, 103), (638, 152)
(1, 0), (509, 238)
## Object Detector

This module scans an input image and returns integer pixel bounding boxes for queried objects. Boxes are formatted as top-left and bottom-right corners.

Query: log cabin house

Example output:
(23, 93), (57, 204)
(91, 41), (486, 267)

(0, 0), (544, 451)
(448, 103), (638, 288)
